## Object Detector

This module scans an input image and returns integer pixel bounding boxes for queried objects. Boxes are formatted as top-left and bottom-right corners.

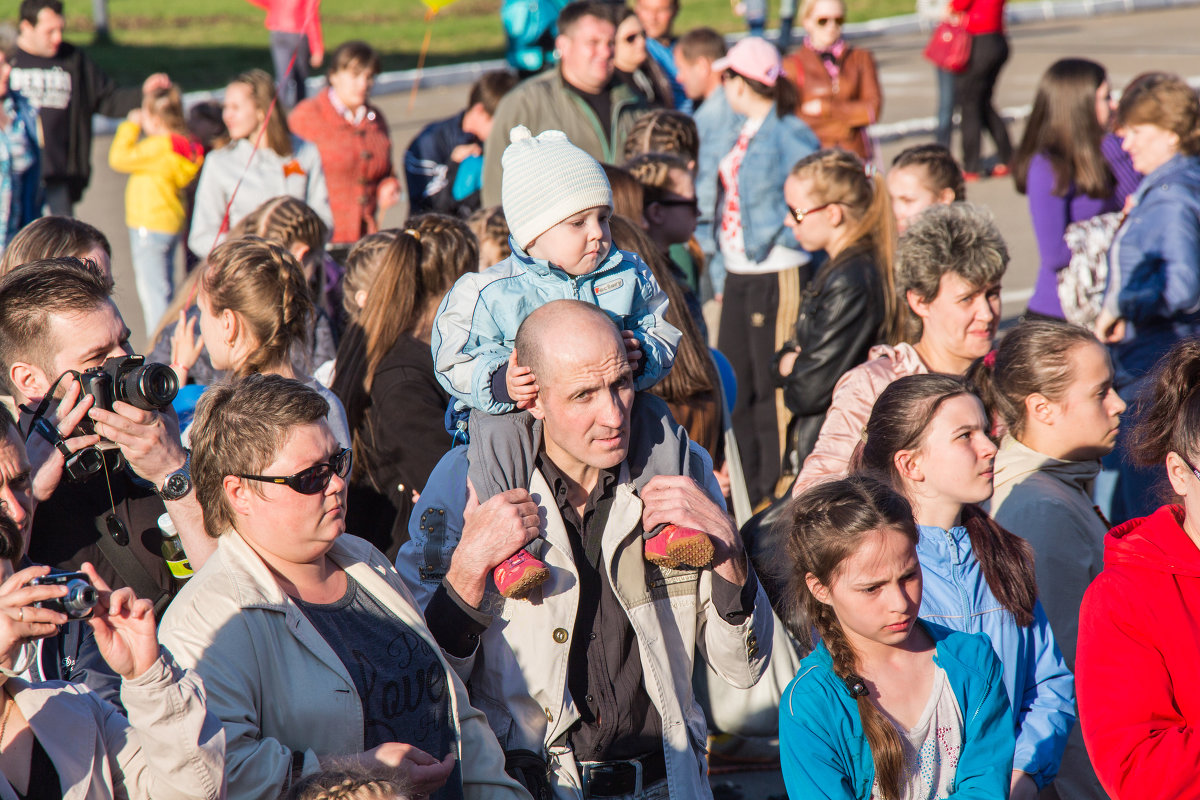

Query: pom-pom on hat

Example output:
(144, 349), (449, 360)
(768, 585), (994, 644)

(712, 36), (783, 87)
(501, 125), (613, 250)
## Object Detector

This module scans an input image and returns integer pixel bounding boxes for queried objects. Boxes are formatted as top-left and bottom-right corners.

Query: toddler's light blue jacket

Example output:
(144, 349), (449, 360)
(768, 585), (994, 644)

(432, 239), (681, 414)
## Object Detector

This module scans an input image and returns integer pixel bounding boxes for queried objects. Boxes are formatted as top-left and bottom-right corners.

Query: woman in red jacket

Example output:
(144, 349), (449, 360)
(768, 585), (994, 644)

(1076, 337), (1200, 799)
(290, 40), (400, 245)
(948, 0), (1012, 179)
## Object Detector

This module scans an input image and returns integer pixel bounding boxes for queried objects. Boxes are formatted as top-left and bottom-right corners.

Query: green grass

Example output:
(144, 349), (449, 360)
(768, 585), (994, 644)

(70, 0), (942, 89)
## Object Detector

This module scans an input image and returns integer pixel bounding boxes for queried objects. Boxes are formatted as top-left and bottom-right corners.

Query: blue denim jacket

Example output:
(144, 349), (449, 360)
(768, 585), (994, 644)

(780, 621), (1014, 799)
(917, 523), (1076, 789)
(700, 105), (819, 295)
(0, 90), (41, 253)
(1104, 154), (1200, 387)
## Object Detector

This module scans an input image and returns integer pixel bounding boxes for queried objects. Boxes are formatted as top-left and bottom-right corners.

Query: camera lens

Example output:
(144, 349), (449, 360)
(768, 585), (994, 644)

(119, 362), (179, 411)
(62, 579), (98, 617)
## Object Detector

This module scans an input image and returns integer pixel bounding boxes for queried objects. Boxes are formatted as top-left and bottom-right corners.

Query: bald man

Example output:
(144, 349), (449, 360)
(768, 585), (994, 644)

(397, 299), (771, 800)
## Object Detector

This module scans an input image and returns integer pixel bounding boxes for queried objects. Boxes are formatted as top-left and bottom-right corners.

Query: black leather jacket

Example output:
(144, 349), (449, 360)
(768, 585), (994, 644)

(775, 242), (886, 471)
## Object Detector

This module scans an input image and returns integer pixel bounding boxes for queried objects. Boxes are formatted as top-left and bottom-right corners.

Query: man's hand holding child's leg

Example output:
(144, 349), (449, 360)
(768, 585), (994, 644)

(506, 349), (539, 409)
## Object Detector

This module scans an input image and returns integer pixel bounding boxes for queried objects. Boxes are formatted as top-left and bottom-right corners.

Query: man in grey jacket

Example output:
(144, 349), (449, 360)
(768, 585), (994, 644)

(481, 0), (648, 206)
(398, 300), (772, 800)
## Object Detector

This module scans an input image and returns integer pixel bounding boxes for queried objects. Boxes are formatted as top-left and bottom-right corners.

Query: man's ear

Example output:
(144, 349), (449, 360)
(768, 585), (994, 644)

(805, 572), (832, 606)
(9, 361), (49, 404)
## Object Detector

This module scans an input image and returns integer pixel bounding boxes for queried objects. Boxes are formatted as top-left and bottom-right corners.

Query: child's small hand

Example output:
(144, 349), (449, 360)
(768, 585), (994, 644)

(126, 109), (143, 126)
(506, 350), (539, 410)
(621, 330), (643, 367)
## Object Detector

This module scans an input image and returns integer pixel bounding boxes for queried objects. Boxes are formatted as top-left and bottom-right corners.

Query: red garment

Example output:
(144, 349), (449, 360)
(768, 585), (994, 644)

(949, 0), (1006, 34)
(1076, 505), (1200, 799)
(246, 0), (324, 58)
(289, 90), (394, 243)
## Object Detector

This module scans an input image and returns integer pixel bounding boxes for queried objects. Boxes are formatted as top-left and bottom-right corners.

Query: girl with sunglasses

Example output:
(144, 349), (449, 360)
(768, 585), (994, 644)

(159, 373), (530, 800)
(782, 0), (882, 160)
(776, 148), (899, 478)
(855, 374), (1075, 800)
(184, 235), (351, 448)
(1076, 338), (1200, 797)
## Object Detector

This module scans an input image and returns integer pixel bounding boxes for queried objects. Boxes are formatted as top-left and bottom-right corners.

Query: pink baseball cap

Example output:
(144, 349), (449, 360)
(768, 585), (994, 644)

(712, 37), (783, 87)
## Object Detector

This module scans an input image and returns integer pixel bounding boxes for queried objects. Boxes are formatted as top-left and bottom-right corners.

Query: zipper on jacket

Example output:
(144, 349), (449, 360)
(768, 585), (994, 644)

(568, 276), (579, 299)
(942, 528), (972, 617)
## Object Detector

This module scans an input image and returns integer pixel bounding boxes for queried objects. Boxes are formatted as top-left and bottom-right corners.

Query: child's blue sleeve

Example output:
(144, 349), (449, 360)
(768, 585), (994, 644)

(779, 677), (861, 799)
(952, 635), (1017, 798)
(626, 257), (682, 391)
(431, 272), (517, 414)
(451, 154), (484, 202)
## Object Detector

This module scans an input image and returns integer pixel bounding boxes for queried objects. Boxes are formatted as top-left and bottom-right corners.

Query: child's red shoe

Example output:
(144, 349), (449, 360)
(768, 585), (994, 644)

(493, 549), (550, 599)
(644, 524), (715, 569)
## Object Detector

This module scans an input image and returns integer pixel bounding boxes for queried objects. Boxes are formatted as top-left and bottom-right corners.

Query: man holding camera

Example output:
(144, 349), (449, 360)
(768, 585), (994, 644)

(0, 257), (212, 613)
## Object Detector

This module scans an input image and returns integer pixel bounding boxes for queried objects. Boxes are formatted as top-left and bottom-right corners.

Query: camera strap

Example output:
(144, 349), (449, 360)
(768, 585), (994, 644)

(92, 506), (171, 618)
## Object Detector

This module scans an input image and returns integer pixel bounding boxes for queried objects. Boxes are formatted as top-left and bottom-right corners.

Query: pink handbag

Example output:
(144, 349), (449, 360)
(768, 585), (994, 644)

(924, 22), (972, 73)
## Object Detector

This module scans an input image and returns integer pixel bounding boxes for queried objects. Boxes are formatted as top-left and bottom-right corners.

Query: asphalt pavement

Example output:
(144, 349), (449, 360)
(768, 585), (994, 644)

(60, 5), (1200, 796)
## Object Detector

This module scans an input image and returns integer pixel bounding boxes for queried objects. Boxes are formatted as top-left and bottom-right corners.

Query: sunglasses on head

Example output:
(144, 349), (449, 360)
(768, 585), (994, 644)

(816, 16), (845, 26)
(237, 448), (353, 495)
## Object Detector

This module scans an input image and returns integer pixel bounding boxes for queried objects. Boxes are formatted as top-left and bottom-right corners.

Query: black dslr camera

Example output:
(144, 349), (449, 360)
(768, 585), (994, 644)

(78, 355), (179, 413)
(31, 572), (98, 620)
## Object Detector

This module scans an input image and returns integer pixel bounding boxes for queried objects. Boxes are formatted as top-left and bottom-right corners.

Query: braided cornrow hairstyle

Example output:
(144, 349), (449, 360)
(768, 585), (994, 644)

(201, 235), (315, 377)
(625, 152), (692, 206)
(784, 475), (918, 800)
(621, 109), (700, 163)
(230, 196), (330, 301)
(282, 763), (412, 800)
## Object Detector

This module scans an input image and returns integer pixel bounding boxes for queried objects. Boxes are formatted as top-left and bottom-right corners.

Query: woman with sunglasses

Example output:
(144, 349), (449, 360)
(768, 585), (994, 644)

(158, 373), (529, 800)
(609, 6), (674, 110)
(1073, 338), (1200, 797)
(781, 0), (882, 160)
(775, 148), (899, 478)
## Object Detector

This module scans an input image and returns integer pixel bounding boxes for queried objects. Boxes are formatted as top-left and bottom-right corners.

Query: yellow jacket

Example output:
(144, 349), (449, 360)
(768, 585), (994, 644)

(108, 120), (204, 233)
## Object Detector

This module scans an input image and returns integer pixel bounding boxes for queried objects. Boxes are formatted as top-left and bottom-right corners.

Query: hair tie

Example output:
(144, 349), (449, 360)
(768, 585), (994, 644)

(983, 349), (998, 369)
(844, 674), (870, 698)
(404, 228), (421, 241)
(860, 428), (868, 443)
(863, 162), (879, 178)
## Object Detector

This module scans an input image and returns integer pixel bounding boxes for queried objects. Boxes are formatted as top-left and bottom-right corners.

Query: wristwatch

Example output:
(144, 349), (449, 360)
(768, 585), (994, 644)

(158, 449), (192, 501)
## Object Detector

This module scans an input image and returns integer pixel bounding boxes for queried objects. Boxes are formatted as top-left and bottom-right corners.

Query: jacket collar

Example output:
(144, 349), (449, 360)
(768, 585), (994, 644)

(918, 522), (972, 565)
(1134, 153), (1200, 203)
(992, 435), (1100, 494)
(213, 528), (382, 612)
(507, 237), (627, 280)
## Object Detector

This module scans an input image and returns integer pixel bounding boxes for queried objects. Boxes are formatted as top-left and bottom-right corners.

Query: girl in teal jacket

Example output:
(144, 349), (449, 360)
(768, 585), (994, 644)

(779, 476), (1014, 799)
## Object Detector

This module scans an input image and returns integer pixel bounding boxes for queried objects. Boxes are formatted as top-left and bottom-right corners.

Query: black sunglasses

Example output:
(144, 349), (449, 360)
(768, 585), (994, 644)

(655, 195), (700, 212)
(816, 16), (845, 26)
(237, 448), (353, 495)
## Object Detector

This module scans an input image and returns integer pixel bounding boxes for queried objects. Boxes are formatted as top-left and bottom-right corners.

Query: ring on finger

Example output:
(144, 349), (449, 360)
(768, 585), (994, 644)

(17, 607), (23, 622)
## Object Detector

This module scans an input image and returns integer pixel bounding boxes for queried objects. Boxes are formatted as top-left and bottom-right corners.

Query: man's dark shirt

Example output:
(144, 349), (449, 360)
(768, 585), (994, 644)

(425, 452), (759, 762)
(565, 80), (615, 145)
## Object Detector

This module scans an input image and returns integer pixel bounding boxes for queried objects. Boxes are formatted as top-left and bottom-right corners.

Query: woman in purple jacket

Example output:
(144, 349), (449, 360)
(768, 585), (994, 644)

(1012, 58), (1140, 320)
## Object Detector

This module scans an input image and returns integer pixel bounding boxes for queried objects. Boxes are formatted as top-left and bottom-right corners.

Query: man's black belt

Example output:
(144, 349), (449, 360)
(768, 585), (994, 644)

(578, 750), (667, 798)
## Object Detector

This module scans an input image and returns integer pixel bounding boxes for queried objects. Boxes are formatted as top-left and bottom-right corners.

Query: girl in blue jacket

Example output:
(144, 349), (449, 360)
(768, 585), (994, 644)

(780, 475), (1013, 799)
(855, 374), (1076, 799)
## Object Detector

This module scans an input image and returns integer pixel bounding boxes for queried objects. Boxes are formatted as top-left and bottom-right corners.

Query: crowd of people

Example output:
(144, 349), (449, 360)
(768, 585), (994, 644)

(0, 0), (1198, 798)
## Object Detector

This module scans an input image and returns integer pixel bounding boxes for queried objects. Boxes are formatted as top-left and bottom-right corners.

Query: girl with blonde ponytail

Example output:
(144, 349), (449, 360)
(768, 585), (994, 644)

(780, 475), (1014, 799)
(776, 148), (899, 477)
(187, 235), (351, 446)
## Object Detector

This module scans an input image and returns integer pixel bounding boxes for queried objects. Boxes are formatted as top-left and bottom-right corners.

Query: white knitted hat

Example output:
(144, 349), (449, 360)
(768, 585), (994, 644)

(501, 125), (613, 250)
